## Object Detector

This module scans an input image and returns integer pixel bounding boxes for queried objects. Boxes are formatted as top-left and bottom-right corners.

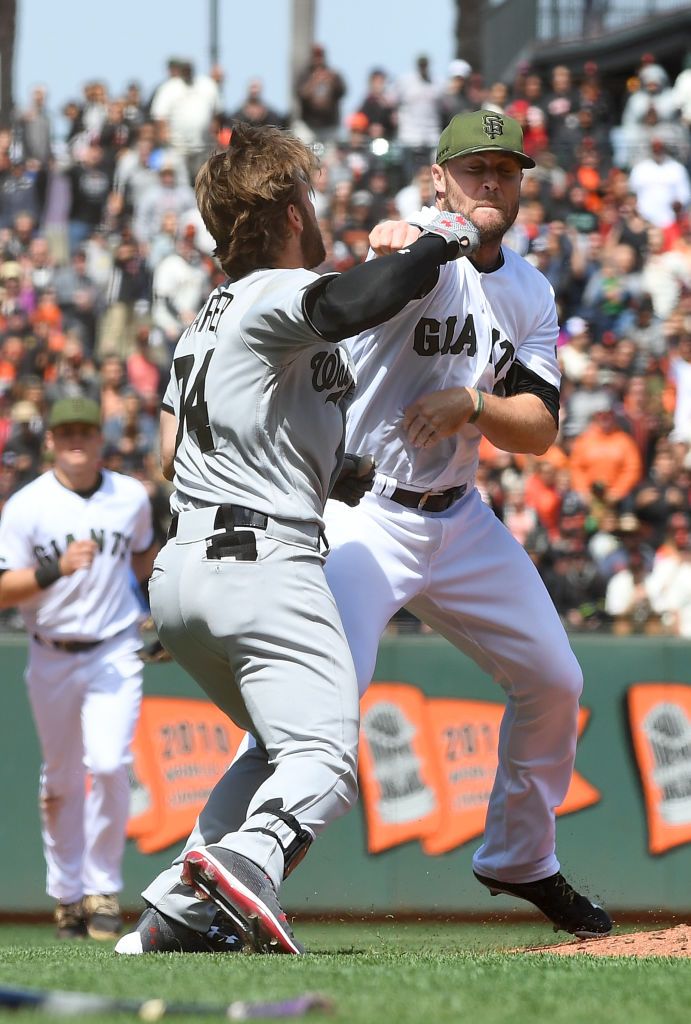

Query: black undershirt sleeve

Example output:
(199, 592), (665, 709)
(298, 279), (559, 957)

(303, 235), (448, 342)
(502, 360), (560, 428)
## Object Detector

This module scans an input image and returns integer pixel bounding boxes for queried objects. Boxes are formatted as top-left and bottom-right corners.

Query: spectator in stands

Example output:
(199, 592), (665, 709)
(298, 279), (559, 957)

(133, 162), (195, 248)
(149, 58), (188, 133)
(640, 226), (691, 320)
(53, 247), (100, 354)
(168, 61), (222, 181)
(151, 233), (207, 351)
(544, 65), (579, 165)
(67, 142), (112, 253)
(295, 44), (346, 145)
(126, 324), (162, 399)
(230, 79), (286, 130)
(621, 63), (679, 130)
(646, 518), (691, 636)
(357, 68), (397, 140)
(394, 55), (441, 178)
(604, 523), (659, 634)
(44, 334), (99, 404)
(97, 100), (136, 176)
(18, 85), (52, 167)
(2, 399), (43, 488)
(0, 157), (42, 228)
(569, 399), (643, 506)
(563, 360), (613, 441)
(97, 239), (150, 360)
(439, 60), (473, 122)
(629, 137), (691, 229)
(99, 355), (128, 423)
(559, 316), (592, 383)
(581, 243), (643, 339)
(633, 443), (688, 545)
(394, 164), (435, 219)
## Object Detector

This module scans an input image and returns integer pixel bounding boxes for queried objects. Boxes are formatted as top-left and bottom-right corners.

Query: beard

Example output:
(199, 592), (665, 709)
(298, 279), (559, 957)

(299, 204), (327, 269)
(440, 186), (519, 246)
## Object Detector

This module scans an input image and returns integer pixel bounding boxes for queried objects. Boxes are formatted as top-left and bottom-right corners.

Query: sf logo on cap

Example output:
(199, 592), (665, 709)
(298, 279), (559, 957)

(482, 114), (504, 139)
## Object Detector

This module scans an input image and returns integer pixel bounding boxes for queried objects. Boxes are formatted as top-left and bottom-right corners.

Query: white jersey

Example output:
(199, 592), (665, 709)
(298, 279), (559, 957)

(163, 268), (355, 525)
(0, 469), (153, 641)
(345, 208), (560, 492)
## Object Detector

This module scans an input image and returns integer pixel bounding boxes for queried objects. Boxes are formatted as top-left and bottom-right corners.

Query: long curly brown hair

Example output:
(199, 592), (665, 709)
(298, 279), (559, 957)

(194, 123), (319, 280)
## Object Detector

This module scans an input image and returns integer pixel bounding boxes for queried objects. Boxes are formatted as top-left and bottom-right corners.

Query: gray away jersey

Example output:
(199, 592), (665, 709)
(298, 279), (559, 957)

(163, 267), (355, 524)
(345, 224), (560, 492)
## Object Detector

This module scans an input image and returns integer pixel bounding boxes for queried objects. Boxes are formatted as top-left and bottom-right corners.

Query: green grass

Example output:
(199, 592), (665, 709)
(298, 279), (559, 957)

(0, 921), (689, 1024)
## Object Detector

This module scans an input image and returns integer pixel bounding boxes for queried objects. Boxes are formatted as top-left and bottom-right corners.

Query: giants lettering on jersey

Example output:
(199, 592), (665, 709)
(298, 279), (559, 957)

(412, 312), (516, 384)
(311, 348), (355, 405)
(33, 528), (134, 567)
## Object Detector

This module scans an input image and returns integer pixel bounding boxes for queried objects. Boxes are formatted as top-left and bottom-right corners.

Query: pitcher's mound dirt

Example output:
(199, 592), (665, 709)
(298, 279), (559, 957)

(525, 924), (691, 958)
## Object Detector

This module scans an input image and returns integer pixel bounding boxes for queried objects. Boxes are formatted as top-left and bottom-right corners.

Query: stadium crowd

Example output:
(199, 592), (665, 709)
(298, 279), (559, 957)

(3, 47), (691, 636)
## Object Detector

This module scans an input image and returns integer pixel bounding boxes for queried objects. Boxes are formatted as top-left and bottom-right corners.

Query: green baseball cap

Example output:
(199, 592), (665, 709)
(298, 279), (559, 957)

(436, 109), (535, 169)
(48, 397), (102, 430)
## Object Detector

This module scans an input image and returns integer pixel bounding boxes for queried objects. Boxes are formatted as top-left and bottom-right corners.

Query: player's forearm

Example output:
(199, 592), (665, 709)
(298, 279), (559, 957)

(159, 409), (176, 481)
(132, 542), (159, 583)
(0, 567), (52, 609)
(474, 392), (558, 455)
(306, 236), (449, 342)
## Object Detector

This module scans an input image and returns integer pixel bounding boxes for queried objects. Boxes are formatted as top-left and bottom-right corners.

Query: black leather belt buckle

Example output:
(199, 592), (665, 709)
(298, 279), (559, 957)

(205, 530), (258, 562)
(391, 482), (467, 512)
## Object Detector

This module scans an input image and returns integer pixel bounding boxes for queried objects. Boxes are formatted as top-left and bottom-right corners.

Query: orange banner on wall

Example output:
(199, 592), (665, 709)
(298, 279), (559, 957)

(127, 697), (244, 854)
(628, 682), (691, 855)
(359, 684), (443, 854)
(359, 684), (601, 856)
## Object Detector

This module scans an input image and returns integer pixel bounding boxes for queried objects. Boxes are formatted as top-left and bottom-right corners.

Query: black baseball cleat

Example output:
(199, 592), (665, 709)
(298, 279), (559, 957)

(182, 846), (305, 955)
(114, 904), (243, 954)
(474, 870), (613, 938)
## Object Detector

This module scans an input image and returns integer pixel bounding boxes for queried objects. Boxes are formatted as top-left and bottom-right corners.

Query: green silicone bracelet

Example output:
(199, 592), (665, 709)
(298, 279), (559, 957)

(469, 389), (485, 423)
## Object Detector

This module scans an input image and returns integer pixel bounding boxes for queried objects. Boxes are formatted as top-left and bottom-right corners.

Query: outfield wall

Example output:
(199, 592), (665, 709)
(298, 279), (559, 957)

(1, 635), (690, 915)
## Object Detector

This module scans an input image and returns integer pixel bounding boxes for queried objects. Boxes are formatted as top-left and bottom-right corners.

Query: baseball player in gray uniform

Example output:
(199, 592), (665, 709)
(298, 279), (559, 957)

(116, 122), (481, 956)
(321, 110), (612, 937)
(0, 397), (156, 940)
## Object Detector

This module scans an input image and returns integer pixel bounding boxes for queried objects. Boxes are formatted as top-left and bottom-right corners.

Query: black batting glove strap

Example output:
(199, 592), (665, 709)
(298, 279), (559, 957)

(330, 453), (376, 507)
(418, 211), (481, 259)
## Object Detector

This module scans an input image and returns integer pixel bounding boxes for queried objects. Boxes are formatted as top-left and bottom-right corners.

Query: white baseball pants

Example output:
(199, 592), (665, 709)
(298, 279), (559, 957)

(25, 629), (143, 903)
(323, 488), (584, 883)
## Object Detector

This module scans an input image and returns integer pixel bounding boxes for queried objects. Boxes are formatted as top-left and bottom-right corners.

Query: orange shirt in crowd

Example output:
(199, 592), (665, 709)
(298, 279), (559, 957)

(524, 472), (562, 537)
(569, 423), (643, 502)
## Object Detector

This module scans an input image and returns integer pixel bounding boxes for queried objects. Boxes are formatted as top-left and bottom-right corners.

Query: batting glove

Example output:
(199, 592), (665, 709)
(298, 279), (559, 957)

(330, 453), (376, 507)
(419, 211), (481, 259)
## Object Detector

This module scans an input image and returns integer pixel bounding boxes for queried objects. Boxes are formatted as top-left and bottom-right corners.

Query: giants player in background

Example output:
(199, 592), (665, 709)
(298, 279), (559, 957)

(0, 397), (156, 940)
(323, 110), (612, 937)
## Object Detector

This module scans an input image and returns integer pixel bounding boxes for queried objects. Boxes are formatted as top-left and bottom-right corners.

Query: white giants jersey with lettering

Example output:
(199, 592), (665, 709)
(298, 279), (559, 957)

(345, 209), (560, 492)
(163, 268), (355, 524)
(0, 470), (154, 640)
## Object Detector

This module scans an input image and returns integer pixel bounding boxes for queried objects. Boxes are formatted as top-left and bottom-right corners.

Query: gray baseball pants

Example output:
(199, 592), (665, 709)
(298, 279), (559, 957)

(142, 505), (359, 931)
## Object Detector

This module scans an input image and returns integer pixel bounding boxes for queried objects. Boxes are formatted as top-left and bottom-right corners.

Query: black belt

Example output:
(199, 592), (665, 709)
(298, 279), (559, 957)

(33, 634), (104, 653)
(389, 483), (467, 512)
(168, 504), (269, 541)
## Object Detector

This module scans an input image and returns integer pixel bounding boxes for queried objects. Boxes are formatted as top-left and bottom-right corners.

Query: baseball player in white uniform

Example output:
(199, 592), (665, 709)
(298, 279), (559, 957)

(116, 123), (481, 956)
(0, 396), (156, 940)
(321, 110), (612, 937)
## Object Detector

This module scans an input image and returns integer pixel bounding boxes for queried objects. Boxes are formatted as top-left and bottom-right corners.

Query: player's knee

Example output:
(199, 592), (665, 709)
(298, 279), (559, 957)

(324, 743), (359, 810)
(549, 652), (583, 702)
